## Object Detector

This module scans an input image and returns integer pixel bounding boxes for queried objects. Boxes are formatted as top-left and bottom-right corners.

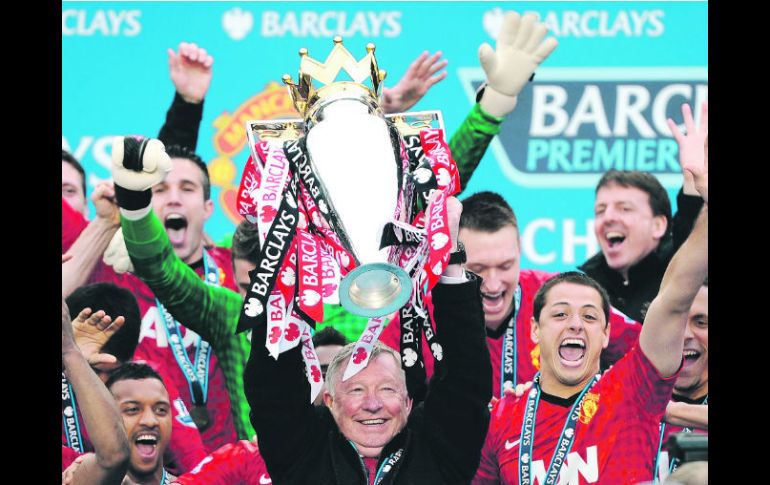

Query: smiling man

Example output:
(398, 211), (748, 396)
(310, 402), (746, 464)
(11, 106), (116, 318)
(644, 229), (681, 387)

(473, 163), (707, 484)
(381, 191), (642, 399)
(654, 279), (708, 482)
(579, 169), (703, 323)
(244, 195), (493, 484)
(323, 344), (413, 459)
(579, 103), (707, 323)
(106, 363), (176, 485)
(151, 145), (216, 266)
(72, 363), (178, 485)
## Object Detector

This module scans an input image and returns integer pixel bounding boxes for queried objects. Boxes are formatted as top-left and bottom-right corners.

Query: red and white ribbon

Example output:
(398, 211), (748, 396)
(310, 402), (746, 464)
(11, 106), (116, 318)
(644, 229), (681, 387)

(278, 301), (306, 353)
(423, 190), (451, 291)
(420, 128), (461, 195)
(319, 246), (341, 304)
(316, 227), (356, 276)
(299, 322), (324, 403)
(296, 230), (325, 323)
(236, 154), (262, 225)
(255, 143), (292, 245)
(265, 289), (287, 359)
(342, 316), (387, 381)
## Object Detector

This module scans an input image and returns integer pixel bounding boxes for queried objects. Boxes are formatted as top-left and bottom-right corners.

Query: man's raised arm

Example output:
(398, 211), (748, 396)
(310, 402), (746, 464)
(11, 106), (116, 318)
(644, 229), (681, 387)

(422, 195), (493, 482)
(158, 42), (214, 150)
(449, 11), (557, 189)
(639, 139), (708, 377)
(62, 299), (129, 485)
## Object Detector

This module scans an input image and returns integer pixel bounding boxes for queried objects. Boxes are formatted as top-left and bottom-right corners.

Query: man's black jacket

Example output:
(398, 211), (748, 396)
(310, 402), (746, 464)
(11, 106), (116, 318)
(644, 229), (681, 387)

(244, 275), (492, 484)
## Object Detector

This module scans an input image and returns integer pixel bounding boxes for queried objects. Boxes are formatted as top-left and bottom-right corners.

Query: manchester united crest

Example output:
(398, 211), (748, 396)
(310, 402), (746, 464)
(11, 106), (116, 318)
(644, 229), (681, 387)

(579, 392), (600, 424)
(530, 344), (540, 370)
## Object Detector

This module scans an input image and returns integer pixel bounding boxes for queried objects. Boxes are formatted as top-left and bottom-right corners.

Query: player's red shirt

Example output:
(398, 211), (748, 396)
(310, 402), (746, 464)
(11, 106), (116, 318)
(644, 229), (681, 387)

(62, 360), (207, 475)
(473, 345), (677, 484)
(89, 251), (238, 453)
(62, 445), (82, 472)
(62, 203), (238, 453)
(62, 198), (89, 253)
(174, 440), (272, 485)
(379, 269), (642, 397)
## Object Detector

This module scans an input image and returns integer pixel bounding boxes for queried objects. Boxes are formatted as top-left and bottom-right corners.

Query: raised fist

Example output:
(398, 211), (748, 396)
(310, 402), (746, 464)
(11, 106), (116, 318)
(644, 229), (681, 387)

(111, 136), (172, 191)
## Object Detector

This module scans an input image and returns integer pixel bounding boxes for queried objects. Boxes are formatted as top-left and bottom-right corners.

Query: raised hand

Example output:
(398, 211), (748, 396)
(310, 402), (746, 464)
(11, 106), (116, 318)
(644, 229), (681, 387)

(478, 11), (558, 117)
(168, 41), (214, 103)
(92, 180), (119, 224)
(62, 298), (76, 353)
(667, 102), (708, 202)
(381, 51), (448, 114)
(71, 308), (126, 368)
(111, 136), (171, 192)
(61, 453), (91, 485)
(489, 380), (534, 408)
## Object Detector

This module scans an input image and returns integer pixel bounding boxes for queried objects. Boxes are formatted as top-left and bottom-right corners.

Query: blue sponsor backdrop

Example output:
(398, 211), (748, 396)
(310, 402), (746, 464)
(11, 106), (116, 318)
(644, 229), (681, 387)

(62, 1), (708, 272)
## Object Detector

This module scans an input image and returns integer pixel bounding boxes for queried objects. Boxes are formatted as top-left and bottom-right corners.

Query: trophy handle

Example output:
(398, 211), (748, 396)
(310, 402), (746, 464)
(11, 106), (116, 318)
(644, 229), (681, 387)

(245, 109), (445, 160)
(246, 118), (305, 165)
(386, 110), (445, 137)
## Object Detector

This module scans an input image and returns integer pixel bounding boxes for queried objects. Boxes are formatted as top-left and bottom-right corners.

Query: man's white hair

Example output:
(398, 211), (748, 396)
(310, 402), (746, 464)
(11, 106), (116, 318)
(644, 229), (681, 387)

(324, 341), (406, 398)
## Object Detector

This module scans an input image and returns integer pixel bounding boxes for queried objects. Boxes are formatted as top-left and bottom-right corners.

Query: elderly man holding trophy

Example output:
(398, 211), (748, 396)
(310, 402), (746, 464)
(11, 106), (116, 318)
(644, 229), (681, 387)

(235, 8), (559, 482)
(233, 34), (495, 484)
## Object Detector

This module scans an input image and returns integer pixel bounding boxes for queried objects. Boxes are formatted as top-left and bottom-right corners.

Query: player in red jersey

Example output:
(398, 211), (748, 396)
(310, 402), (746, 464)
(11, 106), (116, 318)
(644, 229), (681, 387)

(170, 328), (349, 485)
(61, 42), (242, 453)
(654, 279), (708, 482)
(62, 283), (208, 476)
(379, 191), (642, 400)
(170, 440), (271, 485)
(61, 294), (129, 484)
(64, 362), (182, 485)
(472, 159), (707, 484)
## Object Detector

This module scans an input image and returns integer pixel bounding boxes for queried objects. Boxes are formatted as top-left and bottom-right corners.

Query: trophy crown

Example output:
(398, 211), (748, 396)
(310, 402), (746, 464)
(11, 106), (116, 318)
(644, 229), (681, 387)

(282, 37), (387, 120)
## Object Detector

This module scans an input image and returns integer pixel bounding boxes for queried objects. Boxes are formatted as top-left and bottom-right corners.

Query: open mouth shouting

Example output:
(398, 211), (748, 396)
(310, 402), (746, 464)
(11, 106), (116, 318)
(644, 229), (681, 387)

(133, 432), (160, 463)
(164, 213), (188, 246)
(558, 337), (586, 367)
(481, 290), (506, 315)
(604, 231), (626, 252)
(682, 348), (702, 369)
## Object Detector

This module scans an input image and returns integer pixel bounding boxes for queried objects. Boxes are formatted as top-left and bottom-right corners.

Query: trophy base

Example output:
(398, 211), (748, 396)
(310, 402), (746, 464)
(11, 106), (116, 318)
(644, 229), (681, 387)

(339, 263), (412, 318)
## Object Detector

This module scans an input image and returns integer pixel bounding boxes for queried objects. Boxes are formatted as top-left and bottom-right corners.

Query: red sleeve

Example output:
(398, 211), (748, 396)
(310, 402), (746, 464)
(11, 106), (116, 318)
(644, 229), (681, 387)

(604, 307), (642, 366)
(62, 198), (88, 253)
(607, 344), (679, 419)
(135, 358), (208, 474)
(62, 445), (84, 472)
(207, 246), (238, 292)
(471, 398), (508, 485)
(174, 440), (270, 485)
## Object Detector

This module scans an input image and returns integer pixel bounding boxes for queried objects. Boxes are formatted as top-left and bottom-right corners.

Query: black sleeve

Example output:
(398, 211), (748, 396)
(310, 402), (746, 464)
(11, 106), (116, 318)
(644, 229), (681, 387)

(243, 323), (325, 481)
(423, 275), (493, 482)
(671, 188), (704, 251)
(157, 92), (204, 150)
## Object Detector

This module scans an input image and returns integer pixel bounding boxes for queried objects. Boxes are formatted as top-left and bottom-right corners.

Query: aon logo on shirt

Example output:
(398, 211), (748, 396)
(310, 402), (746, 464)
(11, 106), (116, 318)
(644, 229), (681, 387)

(531, 445), (598, 484)
(139, 306), (201, 348)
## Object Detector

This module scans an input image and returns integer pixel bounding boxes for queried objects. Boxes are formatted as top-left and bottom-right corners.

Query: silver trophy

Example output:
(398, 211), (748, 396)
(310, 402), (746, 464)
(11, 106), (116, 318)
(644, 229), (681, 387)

(245, 37), (444, 318)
